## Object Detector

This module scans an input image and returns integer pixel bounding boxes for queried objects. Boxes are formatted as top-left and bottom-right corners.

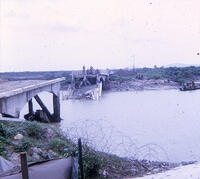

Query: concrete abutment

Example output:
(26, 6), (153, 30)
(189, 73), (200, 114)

(0, 78), (64, 122)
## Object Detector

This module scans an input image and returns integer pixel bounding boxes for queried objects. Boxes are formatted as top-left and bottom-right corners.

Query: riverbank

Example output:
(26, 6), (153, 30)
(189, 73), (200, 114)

(109, 78), (179, 92)
(61, 78), (179, 100)
(0, 120), (182, 178)
(130, 161), (200, 179)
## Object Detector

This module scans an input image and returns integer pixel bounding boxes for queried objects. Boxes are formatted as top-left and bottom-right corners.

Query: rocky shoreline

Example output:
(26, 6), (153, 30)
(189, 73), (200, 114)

(61, 79), (180, 100)
(109, 79), (179, 92)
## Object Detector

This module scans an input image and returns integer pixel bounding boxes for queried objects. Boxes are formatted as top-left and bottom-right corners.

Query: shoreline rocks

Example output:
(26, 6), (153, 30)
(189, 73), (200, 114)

(109, 79), (179, 92)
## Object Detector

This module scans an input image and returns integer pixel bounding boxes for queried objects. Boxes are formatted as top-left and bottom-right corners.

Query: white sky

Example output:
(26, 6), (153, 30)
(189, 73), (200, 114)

(0, 0), (200, 72)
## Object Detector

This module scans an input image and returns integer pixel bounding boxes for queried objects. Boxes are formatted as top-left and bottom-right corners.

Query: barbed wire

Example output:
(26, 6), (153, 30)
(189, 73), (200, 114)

(62, 119), (169, 162)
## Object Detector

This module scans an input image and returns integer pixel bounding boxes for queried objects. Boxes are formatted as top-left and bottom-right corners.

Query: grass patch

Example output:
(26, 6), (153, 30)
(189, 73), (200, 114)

(23, 122), (46, 139)
(13, 137), (34, 152)
(49, 138), (68, 154)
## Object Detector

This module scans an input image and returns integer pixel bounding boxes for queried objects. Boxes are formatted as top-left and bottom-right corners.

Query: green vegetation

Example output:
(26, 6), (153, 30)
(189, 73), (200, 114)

(13, 138), (34, 153)
(2, 66), (200, 89)
(110, 66), (200, 84)
(49, 138), (70, 154)
(0, 121), (135, 178)
(0, 120), (177, 178)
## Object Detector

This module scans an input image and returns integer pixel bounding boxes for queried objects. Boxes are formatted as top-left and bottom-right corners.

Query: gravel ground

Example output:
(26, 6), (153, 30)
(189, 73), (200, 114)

(126, 162), (200, 179)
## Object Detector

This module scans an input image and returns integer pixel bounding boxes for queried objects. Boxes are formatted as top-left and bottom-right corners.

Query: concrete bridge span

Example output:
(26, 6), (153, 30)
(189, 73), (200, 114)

(0, 78), (65, 122)
(71, 68), (110, 90)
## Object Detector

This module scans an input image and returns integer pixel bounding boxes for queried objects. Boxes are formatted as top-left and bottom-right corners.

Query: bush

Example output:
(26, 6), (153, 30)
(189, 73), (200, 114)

(49, 138), (69, 154)
(0, 123), (8, 137)
(83, 147), (103, 177)
(0, 145), (7, 158)
(150, 74), (162, 80)
(13, 138), (33, 152)
(23, 122), (46, 139)
(1, 121), (25, 138)
(0, 136), (9, 158)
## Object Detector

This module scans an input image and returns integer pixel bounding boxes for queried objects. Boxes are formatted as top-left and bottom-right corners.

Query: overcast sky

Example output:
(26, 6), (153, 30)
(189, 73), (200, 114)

(0, 0), (200, 72)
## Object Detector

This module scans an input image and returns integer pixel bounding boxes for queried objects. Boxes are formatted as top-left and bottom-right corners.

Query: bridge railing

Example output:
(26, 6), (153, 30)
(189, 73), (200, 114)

(72, 71), (83, 77)
(98, 69), (110, 76)
(72, 69), (109, 77)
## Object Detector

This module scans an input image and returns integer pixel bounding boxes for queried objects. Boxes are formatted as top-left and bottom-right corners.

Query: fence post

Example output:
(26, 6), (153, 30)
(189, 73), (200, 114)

(20, 152), (29, 179)
(78, 138), (84, 179)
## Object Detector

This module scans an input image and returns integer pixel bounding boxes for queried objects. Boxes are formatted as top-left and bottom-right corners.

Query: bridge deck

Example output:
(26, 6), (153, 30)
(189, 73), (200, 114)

(0, 80), (44, 93)
(0, 78), (65, 99)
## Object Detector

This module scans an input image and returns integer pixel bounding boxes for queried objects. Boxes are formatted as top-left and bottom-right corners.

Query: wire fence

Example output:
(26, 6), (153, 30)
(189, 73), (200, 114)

(62, 119), (169, 162)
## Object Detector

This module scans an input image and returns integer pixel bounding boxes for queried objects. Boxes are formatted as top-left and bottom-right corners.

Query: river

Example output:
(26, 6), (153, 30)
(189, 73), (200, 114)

(21, 89), (200, 163)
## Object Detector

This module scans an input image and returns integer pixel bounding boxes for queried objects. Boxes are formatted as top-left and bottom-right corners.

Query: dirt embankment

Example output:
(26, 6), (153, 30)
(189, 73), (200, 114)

(109, 79), (179, 92)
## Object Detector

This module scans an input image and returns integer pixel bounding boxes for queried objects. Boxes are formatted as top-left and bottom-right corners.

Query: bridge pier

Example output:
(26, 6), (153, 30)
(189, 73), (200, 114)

(34, 95), (53, 122)
(28, 99), (34, 116)
(34, 94), (61, 122)
(53, 93), (60, 122)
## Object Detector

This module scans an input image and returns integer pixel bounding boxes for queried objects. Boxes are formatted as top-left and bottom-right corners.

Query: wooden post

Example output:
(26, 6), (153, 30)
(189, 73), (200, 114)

(53, 93), (60, 122)
(71, 73), (75, 89)
(34, 95), (53, 122)
(28, 99), (33, 115)
(96, 74), (100, 84)
(0, 100), (2, 113)
(20, 152), (29, 179)
(78, 138), (84, 179)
